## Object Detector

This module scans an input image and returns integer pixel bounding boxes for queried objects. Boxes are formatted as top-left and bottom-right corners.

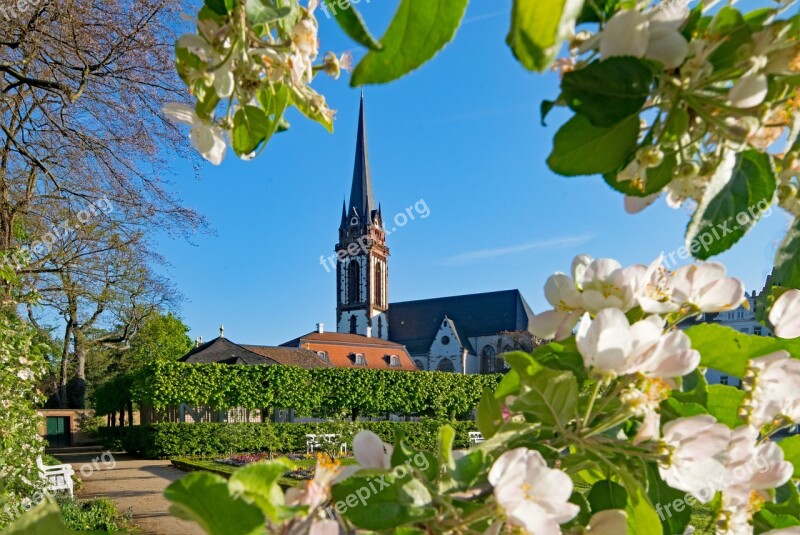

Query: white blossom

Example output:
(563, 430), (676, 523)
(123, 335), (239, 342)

(769, 289), (800, 339)
(729, 73), (769, 108)
(659, 415), (730, 503)
(743, 350), (800, 428)
(576, 309), (699, 378)
(162, 103), (227, 165)
(488, 448), (579, 535)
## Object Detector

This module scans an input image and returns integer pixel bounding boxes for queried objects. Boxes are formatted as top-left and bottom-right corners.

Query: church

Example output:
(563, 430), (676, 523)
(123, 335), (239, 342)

(183, 97), (537, 374)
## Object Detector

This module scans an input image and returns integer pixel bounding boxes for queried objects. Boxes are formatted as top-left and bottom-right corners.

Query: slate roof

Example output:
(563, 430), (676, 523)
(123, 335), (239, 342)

(341, 94), (377, 228)
(242, 345), (331, 369)
(179, 337), (279, 366)
(388, 290), (534, 355)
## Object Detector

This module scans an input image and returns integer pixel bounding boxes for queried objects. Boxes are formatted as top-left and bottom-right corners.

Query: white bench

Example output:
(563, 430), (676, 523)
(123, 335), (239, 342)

(468, 431), (485, 445)
(36, 455), (74, 497)
(306, 434), (348, 455)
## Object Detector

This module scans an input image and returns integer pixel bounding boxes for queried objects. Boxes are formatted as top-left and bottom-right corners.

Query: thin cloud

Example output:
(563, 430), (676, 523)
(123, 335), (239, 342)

(462, 10), (507, 25)
(439, 235), (593, 266)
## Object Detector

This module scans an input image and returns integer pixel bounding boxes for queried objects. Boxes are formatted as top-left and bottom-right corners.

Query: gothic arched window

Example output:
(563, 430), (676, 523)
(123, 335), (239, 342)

(349, 315), (357, 334)
(377, 316), (383, 338)
(481, 346), (496, 374)
(374, 261), (383, 307)
(348, 259), (360, 304)
(414, 359), (425, 370)
(437, 359), (455, 373)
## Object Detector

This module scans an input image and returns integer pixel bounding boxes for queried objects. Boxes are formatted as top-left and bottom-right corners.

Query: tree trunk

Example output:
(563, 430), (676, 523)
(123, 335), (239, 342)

(110, 411), (117, 428)
(72, 330), (88, 409)
(119, 407), (125, 428)
(58, 322), (73, 409)
(127, 401), (133, 427)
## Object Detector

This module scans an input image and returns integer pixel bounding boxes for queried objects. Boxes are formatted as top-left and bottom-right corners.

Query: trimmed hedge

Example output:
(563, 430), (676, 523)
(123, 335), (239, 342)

(97, 420), (478, 459)
(95, 362), (503, 420)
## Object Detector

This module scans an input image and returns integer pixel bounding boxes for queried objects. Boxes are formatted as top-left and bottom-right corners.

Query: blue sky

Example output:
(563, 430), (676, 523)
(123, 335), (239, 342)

(159, 0), (792, 345)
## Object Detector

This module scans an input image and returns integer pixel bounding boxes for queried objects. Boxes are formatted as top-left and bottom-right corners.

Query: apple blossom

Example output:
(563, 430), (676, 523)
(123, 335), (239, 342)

(599, 6), (689, 69)
(769, 289), (800, 339)
(337, 430), (392, 481)
(488, 448), (579, 535)
(162, 103), (227, 165)
(638, 259), (745, 314)
(576, 308), (699, 378)
(719, 426), (793, 534)
(659, 415), (730, 503)
(586, 510), (627, 534)
(742, 350), (800, 428)
(729, 73), (769, 109)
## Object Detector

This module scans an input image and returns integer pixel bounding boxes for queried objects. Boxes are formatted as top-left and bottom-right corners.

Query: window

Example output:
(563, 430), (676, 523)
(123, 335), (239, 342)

(720, 375), (729, 386)
(353, 353), (366, 366)
(317, 351), (329, 363)
(378, 316), (383, 338)
(754, 326), (763, 336)
(437, 359), (455, 372)
(481, 346), (496, 374)
(441, 335), (451, 346)
(414, 359), (425, 370)
(389, 355), (400, 367)
(349, 315), (357, 334)
(348, 259), (360, 304)
(374, 261), (383, 307)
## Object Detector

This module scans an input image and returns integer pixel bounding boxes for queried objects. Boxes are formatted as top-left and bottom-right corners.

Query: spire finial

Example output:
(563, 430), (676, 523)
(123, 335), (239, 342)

(219, 325), (224, 338)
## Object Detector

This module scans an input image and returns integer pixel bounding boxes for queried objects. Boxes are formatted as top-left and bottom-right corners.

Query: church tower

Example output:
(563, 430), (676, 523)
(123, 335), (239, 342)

(336, 96), (389, 339)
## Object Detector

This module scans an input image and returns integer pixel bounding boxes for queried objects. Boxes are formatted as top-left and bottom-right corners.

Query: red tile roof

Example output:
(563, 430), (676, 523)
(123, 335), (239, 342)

(282, 332), (418, 371)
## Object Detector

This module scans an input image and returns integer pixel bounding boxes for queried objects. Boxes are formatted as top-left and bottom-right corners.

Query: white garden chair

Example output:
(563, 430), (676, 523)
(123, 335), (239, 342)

(36, 455), (74, 497)
(306, 434), (322, 454)
(468, 431), (485, 445)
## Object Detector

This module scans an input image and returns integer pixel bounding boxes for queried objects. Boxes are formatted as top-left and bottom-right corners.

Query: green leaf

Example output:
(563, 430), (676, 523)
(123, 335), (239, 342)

(670, 369), (708, 407)
(708, 7), (753, 70)
(332, 473), (435, 530)
(0, 502), (73, 535)
(588, 480), (628, 512)
(494, 369), (521, 399)
(437, 424), (456, 468)
(232, 105), (270, 156)
(779, 436), (800, 478)
(686, 323), (800, 378)
(645, 463), (691, 535)
(351, 0), (468, 86)
(245, 0), (291, 25)
(323, 0), (382, 51)
(686, 150), (776, 260)
(773, 218), (800, 290)
(626, 480), (664, 535)
(512, 369), (578, 428)
(561, 57), (653, 127)
(503, 351), (543, 382)
(507, 0), (585, 72)
(165, 472), (266, 535)
(228, 460), (297, 522)
(531, 339), (587, 385)
(476, 388), (503, 439)
(706, 385), (745, 428)
(205, 0), (228, 16)
(660, 398), (707, 423)
(540, 99), (558, 126)
(448, 450), (485, 488)
(547, 114), (640, 176)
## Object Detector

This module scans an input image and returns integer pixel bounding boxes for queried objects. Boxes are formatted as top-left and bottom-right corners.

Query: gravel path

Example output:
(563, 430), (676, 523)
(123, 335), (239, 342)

(52, 451), (204, 535)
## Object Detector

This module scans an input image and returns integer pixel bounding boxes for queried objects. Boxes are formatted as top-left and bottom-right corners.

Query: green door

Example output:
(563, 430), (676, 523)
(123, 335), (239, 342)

(45, 417), (70, 447)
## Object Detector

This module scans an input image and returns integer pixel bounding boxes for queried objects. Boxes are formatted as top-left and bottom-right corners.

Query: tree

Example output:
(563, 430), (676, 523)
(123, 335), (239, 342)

(115, 312), (194, 373)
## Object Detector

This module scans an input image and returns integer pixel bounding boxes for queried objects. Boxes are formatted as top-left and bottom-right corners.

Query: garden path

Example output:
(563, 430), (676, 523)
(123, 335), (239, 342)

(52, 450), (204, 535)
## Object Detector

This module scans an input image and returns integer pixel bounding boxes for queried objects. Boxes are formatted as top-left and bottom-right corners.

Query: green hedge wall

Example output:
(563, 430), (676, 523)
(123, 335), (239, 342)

(97, 420), (479, 459)
(95, 362), (503, 420)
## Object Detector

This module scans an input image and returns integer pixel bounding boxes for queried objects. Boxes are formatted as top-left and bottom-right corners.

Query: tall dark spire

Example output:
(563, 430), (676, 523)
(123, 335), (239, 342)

(348, 93), (376, 224)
